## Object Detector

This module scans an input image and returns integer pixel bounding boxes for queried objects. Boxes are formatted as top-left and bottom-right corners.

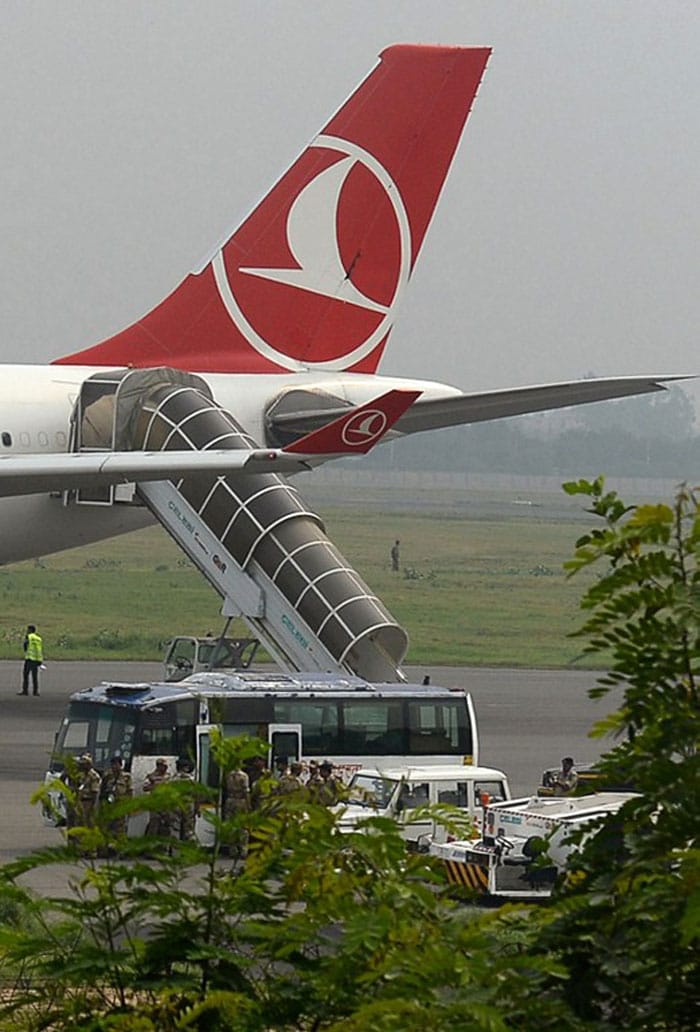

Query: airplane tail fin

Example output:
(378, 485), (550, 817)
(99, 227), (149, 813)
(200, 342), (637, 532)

(55, 45), (490, 375)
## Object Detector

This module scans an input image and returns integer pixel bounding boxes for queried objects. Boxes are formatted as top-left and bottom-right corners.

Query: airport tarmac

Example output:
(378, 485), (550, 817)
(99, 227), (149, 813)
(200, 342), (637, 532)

(0, 659), (620, 873)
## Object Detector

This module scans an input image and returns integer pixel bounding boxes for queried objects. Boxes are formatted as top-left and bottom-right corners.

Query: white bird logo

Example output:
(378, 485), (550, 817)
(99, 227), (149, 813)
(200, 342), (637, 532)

(212, 136), (412, 371)
(341, 409), (388, 447)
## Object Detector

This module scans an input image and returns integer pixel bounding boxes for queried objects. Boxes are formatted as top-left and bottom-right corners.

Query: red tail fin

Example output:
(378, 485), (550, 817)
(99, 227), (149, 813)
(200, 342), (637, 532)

(55, 45), (490, 374)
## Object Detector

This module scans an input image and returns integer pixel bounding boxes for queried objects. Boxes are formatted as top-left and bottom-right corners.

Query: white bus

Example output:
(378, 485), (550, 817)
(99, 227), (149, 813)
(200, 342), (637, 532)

(45, 670), (479, 799)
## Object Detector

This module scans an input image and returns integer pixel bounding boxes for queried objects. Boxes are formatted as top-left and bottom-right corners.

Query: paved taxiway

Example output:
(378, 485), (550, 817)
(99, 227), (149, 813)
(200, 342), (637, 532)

(0, 659), (621, 871)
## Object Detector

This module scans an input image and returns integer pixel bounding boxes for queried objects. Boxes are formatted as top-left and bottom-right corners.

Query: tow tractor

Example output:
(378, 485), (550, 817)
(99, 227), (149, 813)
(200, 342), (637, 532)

(430, 790), (638, 898)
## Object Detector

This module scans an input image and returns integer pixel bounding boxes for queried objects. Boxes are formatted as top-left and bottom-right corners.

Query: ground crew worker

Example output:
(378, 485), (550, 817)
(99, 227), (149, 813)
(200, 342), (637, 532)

(100, 754), (133, 838)
(170, 757), (197, 842)
(277, 761), (305, 796)
(65, 753), (101, 828)
(310, 760), (341, 806)
(551, 757), (578, 796)
(143, 758), (171, 836)
(19, 624), (43, 696)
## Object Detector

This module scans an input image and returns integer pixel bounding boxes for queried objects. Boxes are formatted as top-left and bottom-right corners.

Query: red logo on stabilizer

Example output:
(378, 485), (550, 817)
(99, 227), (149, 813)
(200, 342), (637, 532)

(213, 136), (411, 371)
(340, 409), (389, 448)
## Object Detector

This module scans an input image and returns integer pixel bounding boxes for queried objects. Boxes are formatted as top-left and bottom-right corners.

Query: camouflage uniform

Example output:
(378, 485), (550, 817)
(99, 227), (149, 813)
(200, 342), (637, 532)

(277, 762), (305, 797)
(249, 761), (275, 811)
(170, 763), (197, 842)
(309, 763), (340, 806)
(100, 757), (133, 837)
(224, 768), (251, 858)
(143, 760), (171, 837)
(66, 754), (102, 828)
(224, 769), (251, 818)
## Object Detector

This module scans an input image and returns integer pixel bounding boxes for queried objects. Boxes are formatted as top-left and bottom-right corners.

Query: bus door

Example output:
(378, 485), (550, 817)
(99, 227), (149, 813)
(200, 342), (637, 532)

(194, 725), (220, 847)
(196, 724), (301, 780)
(268, 724), (302, 774)
(196, 725), (217, 787)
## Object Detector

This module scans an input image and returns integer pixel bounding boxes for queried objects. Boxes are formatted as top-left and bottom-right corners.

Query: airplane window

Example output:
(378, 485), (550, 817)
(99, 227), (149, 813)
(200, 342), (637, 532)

(20, 432), (30, 446)
(55, 431), (67, 448)
(38, 432), (49, 447)
(1, 432), (11, 447)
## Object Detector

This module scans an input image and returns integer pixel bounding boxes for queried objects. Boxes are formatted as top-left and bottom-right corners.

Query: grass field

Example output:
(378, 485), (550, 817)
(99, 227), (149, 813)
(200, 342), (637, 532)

(0, 484), (601, 668)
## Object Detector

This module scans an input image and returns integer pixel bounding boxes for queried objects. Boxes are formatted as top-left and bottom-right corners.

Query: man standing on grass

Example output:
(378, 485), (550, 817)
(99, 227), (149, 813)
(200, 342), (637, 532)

(19, 624), (43, 696)
(391, 539), (400, 572)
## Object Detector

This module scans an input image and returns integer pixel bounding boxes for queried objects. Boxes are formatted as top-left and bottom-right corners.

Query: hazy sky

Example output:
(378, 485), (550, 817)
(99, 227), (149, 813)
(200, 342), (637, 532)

(1, 1), (698, 409)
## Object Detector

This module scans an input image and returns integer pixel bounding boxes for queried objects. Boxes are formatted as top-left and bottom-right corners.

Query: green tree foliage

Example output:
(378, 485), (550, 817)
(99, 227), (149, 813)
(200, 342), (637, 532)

(551, 478), (700, 1028)
(0, 734), (570, 1032)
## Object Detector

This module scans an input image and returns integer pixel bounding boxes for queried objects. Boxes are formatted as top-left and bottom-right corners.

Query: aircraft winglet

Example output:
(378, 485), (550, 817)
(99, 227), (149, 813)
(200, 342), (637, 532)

(282, 389), (421, 456)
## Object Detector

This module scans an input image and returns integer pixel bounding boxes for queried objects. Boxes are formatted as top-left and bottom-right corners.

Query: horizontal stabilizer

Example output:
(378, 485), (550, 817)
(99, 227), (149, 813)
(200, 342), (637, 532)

(283, 389), (421, 455)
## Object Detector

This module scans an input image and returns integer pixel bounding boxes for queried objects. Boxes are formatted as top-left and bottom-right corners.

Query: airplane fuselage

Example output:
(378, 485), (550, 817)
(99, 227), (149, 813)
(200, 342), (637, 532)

(0, 364), (460, 564)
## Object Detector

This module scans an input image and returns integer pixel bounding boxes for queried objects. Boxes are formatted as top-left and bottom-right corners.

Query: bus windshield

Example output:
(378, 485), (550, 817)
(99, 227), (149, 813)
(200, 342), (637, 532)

(52, 702), (138, 771)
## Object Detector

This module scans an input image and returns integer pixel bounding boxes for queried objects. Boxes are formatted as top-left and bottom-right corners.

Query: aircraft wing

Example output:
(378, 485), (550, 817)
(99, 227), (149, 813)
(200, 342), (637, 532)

(0, 389), (419, 499)
(268, 375), (692, 440)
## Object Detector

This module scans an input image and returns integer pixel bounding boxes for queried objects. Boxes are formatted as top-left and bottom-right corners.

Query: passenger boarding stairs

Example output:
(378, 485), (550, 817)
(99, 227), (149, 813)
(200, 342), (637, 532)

(68, 368), (408, 682)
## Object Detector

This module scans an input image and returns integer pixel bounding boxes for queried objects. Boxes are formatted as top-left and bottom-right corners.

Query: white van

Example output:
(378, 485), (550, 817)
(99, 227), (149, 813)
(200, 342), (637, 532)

(335, 764), (511, 848)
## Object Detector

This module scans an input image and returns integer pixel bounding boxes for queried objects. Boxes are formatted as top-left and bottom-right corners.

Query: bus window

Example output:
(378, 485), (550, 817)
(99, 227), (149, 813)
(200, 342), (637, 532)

(135, 701), (197, 758)
(407, 700), (468, 755)
(140, 726), (180, 756)
(273, 699), (339, 756)
(220, 724), (265, 741)
(95, 712), (117, 768)
(341, 700), (405, 755)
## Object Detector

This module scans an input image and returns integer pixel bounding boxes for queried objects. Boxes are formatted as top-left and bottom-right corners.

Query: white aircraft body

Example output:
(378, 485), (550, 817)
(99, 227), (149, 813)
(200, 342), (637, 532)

(0, 45), (687, 565)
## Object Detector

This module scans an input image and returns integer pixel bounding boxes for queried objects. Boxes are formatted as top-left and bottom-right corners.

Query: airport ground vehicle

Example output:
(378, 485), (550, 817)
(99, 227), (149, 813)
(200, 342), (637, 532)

(163, 635), (260, 681)
(430, 791), (638, 898)
(43, 670), (479, 831)
(335, 764), (511, 848)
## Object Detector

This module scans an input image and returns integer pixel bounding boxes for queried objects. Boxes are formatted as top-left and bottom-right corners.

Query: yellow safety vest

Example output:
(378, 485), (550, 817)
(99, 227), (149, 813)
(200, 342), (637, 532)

(26, 632), (43, 662)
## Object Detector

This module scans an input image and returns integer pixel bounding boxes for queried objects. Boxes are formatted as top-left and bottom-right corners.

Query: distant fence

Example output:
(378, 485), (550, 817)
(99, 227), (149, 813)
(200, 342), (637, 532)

(296, 467), (688, 497)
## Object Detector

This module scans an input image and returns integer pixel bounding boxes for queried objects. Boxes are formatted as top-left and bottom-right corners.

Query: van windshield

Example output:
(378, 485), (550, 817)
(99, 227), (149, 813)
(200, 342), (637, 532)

(348, 773), (398, 809)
